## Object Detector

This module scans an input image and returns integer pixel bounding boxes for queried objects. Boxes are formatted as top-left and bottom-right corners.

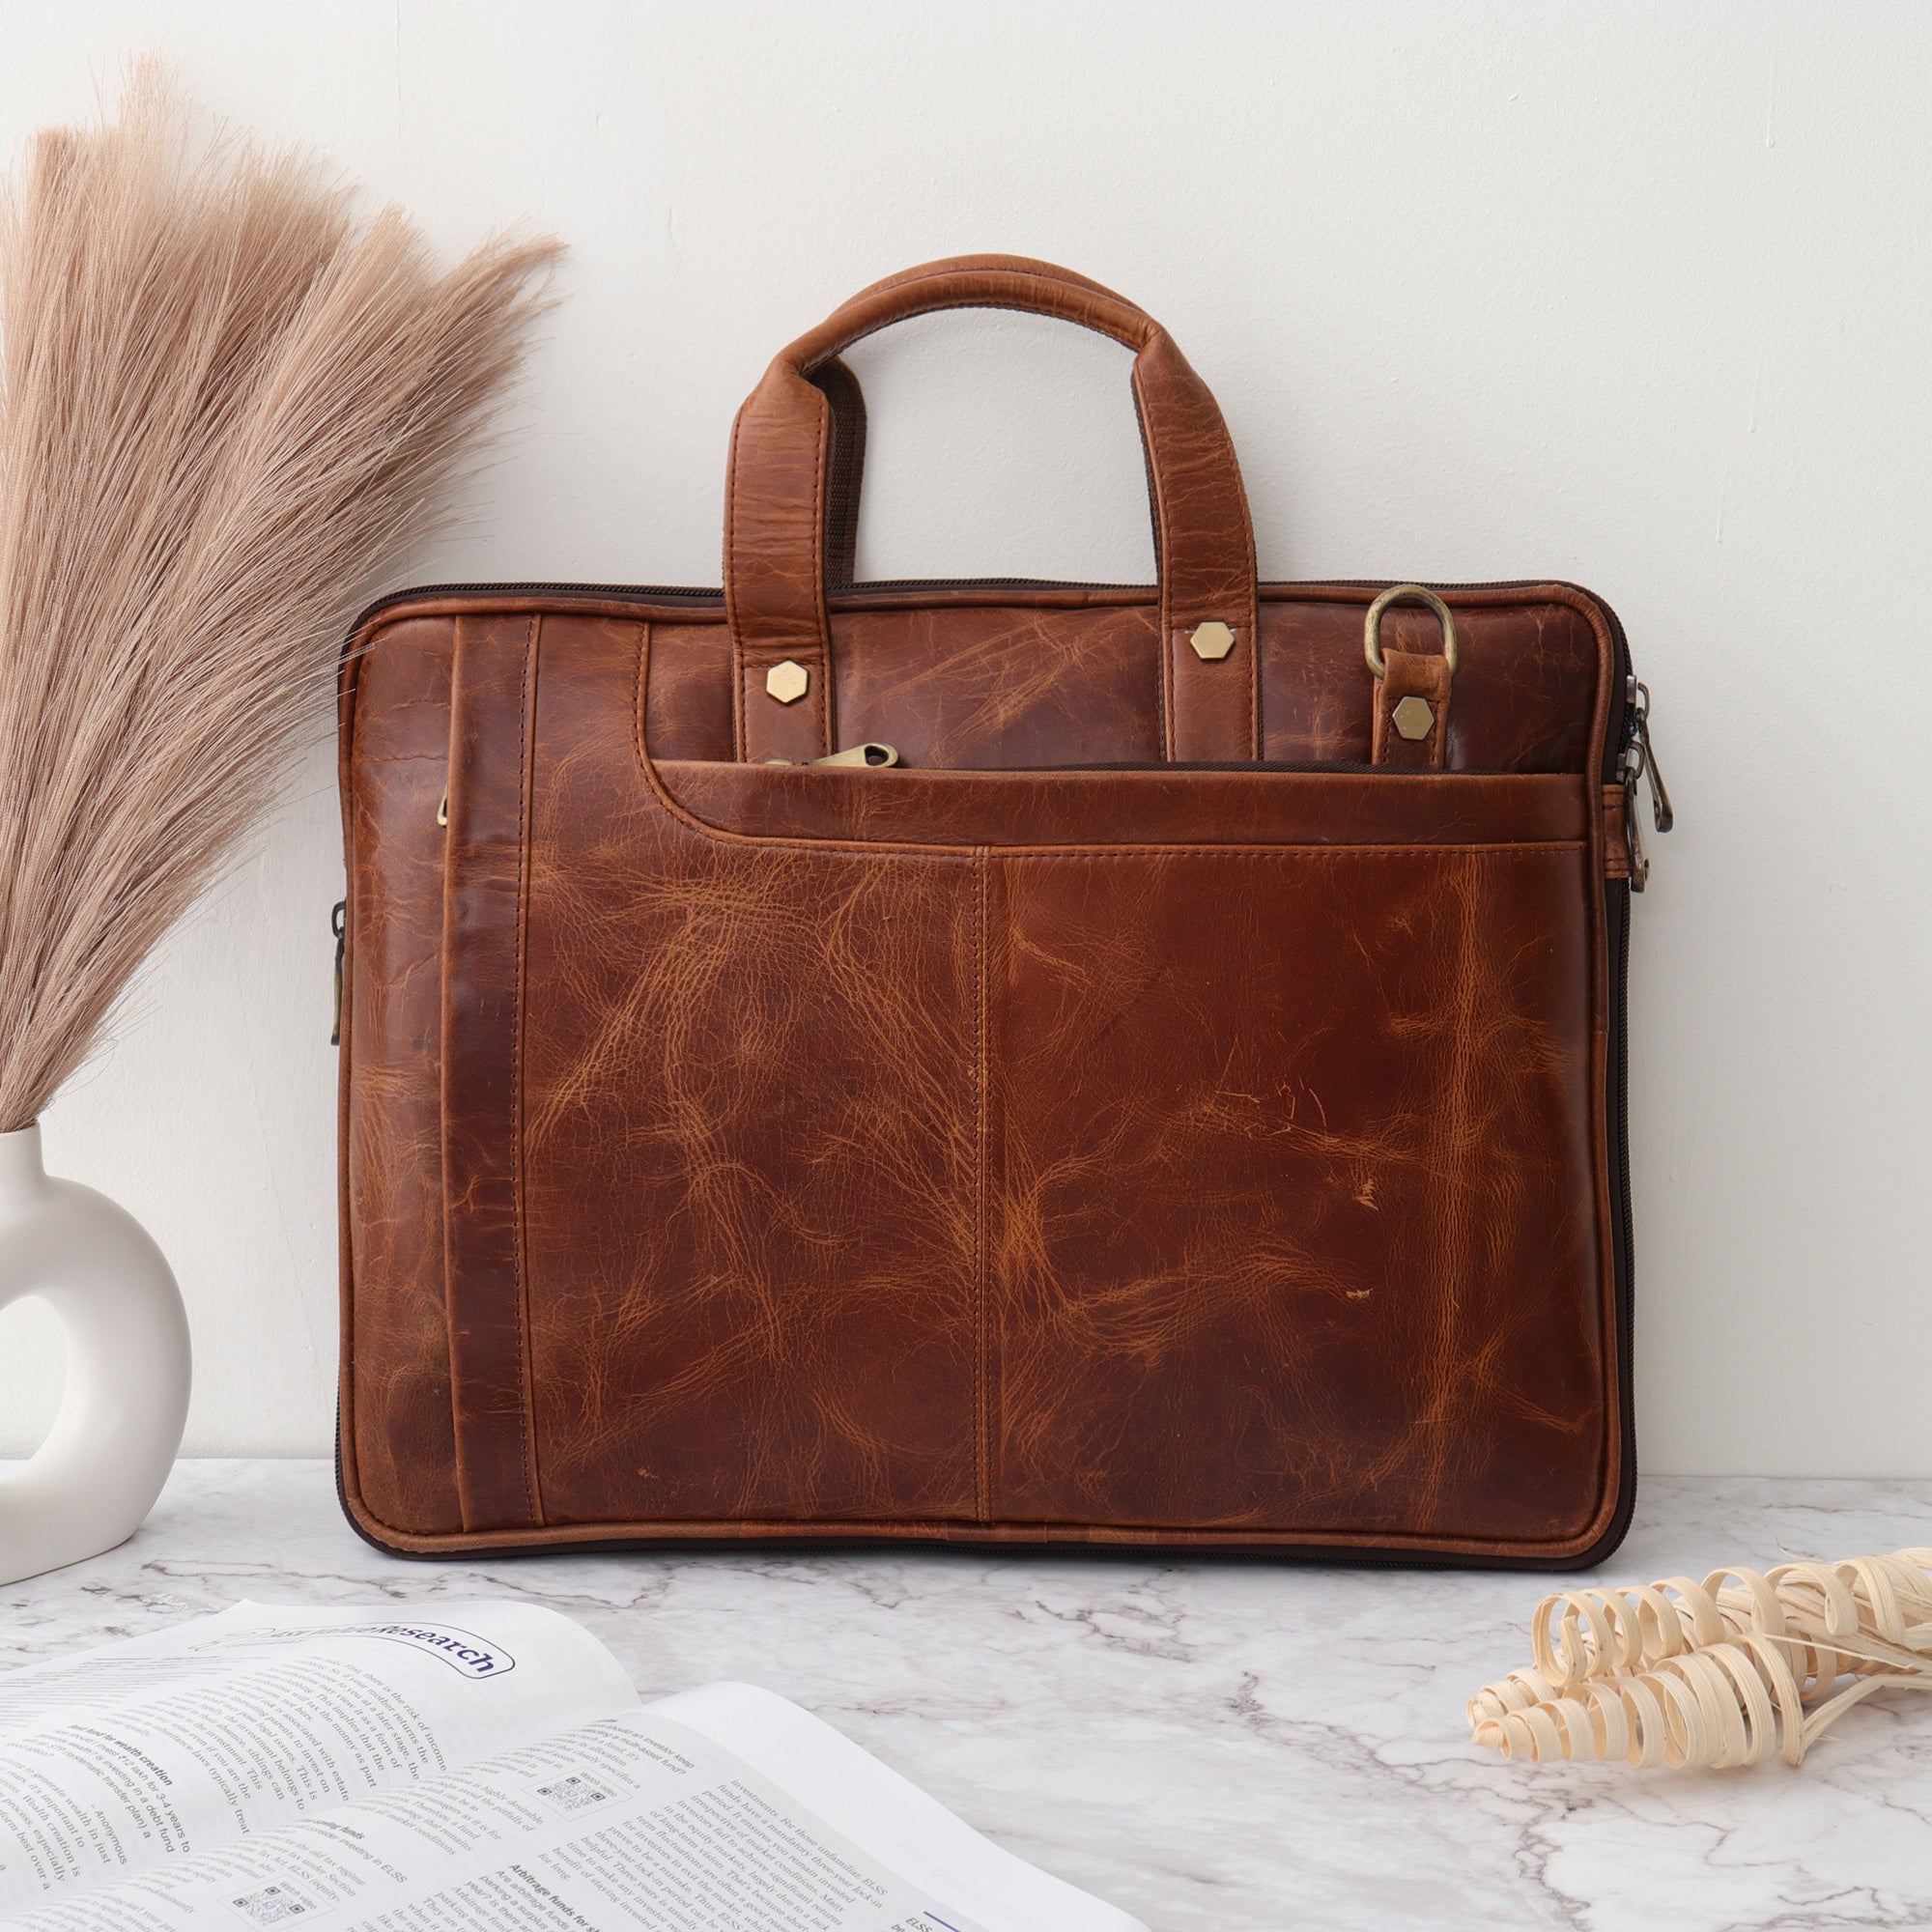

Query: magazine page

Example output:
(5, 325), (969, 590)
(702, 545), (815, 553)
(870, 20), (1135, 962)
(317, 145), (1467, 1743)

(654, 1683), (1144, 1932)
(0, 1601), (638, 1918)
(0, 1693), (1142, 1932)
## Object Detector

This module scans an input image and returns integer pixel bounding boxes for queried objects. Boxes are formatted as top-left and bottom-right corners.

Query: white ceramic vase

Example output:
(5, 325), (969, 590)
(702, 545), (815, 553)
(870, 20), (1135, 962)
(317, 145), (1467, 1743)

(0, 1123), (190, 1584)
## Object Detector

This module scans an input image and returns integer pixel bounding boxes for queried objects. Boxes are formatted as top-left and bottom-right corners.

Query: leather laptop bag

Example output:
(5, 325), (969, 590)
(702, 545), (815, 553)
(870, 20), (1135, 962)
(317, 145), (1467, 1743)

(335, 255), (1667, 1566)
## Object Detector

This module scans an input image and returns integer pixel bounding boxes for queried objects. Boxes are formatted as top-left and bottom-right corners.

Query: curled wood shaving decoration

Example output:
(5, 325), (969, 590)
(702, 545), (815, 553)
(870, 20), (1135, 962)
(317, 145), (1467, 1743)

(1468, 1548), (1932, 1770)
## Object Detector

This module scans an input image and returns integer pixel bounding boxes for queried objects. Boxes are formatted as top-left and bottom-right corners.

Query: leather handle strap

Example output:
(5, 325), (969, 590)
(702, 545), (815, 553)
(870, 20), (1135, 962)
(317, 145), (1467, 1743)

(809, 258), (1171, 579)
(811, 256), (1189, 586)
(810, 355), (867, 588)
(724, 255), (1260, 764)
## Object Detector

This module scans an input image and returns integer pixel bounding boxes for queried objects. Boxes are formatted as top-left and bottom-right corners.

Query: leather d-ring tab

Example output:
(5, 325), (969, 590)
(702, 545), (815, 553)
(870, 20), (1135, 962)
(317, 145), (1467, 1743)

(724, 256), (1259, 765)
(1371, 649), (1452, 769)
(1366, 584), (1457, 770)
(1603, 783), (1634, 880)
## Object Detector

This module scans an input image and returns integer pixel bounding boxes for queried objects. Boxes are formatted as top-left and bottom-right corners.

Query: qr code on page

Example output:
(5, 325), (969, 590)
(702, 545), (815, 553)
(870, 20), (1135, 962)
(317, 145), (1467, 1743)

(229, 1885), (314, 1924)
(536, 1775), (611, 1814)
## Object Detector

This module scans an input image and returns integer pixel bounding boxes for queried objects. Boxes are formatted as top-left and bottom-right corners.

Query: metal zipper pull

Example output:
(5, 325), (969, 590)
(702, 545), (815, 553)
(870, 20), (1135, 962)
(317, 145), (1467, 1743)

(329, 900), (347, 1046)
(1619, 678), (1673, 890)
(1634, 686), (1672, 834)
(760, 743), (902, 768)
(812, 742), (900, 768)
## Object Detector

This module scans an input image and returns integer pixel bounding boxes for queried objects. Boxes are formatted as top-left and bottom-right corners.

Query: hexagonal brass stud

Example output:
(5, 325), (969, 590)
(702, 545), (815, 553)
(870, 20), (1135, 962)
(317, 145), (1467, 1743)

(1391, 695), (1435, 741)
(765, 660), (810, 704)
(1188, 621), (1236, 662)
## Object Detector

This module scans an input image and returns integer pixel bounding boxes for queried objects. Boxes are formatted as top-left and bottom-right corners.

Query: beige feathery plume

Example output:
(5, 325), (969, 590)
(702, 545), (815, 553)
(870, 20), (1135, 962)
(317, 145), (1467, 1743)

(0, 66), (559, 1130)
(1469, 1548), (1932, 1771)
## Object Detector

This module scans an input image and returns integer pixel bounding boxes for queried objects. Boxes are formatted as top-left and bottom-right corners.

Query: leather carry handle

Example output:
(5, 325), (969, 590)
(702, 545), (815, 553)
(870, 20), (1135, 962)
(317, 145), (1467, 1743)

(809, 258), (1149, 583)
(810, 258), (1180, 582)
(724, 255), (1261, 764)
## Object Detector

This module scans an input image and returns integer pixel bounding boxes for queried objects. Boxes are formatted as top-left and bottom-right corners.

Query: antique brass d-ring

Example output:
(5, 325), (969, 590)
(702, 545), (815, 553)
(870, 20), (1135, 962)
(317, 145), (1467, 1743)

(1364, 584), (1459, 681)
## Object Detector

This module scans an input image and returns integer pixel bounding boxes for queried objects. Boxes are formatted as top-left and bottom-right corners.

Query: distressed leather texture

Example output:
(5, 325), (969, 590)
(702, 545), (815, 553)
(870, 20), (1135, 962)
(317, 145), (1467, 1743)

(337, 257), (1638, 1565)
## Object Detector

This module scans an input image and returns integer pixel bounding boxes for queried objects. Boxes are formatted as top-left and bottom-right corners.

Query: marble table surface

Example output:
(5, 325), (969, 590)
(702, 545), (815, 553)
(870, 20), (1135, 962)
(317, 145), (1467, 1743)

(2, 1463), (1927, 1931)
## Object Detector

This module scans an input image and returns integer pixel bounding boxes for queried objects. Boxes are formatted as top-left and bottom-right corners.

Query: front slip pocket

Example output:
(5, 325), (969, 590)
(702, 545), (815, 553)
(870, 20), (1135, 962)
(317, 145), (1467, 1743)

(507, 736), (1607, 1547)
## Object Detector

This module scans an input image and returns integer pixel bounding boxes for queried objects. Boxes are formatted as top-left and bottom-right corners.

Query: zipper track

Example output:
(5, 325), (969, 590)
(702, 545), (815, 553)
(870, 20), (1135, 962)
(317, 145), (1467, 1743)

(346, 573), (1618, 637)
(1607, 879), (1639, 1542)
(1028, 759), (1500, 776)
(1595, 603), (1640, 1565)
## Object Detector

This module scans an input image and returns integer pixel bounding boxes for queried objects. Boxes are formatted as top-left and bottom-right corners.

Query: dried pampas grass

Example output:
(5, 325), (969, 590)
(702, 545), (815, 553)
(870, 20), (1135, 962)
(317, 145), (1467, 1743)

(1469, 1548), (1932, 1772)
(0, 66), (559, 1130)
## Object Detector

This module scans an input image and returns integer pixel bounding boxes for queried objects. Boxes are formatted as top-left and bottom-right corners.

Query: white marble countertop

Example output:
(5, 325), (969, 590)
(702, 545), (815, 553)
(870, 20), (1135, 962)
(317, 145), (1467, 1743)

(3, 1463), (1928, 1930)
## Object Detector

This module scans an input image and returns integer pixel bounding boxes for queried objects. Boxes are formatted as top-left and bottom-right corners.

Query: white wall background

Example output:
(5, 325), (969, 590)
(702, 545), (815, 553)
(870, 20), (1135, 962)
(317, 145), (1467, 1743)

(2, 1), (1927, 1479)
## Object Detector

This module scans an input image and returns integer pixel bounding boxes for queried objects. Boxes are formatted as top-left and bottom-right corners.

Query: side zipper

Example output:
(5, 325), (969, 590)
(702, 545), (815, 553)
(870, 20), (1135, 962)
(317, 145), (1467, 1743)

(1618, 677), (1673, 889)
(330, 900), (347, 1046)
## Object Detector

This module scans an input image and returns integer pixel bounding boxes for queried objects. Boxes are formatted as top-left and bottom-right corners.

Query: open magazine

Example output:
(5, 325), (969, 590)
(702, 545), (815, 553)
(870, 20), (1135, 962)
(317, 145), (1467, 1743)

(0, 1602), (1142, 1931)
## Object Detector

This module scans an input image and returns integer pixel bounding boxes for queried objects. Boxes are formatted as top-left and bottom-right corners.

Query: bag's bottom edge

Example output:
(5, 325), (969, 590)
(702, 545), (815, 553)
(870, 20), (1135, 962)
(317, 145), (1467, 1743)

(335, 1465), (1636, 1574)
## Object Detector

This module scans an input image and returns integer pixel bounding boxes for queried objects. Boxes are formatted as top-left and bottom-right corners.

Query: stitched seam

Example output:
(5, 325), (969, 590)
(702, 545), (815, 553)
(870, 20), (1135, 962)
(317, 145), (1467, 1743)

(439, 617), (471, 1528)
(633, 621), (650, 766)
(1213, 402), (1260, 761)
(810, 382), (831, 757)
(335, 652), (362, 1515)
(362, 1508), (1616, 1554)
(645, 784), (1581, 860)
(512, 614), (544, 1526)
(1239, 621), (1256, 762)
(998, 843), (1582, 862)
(975, 847), (991, 1523)
(357, 582), (1610, 638)
(1135, 361), (1176, 760)
(724, 409), (747, 760)
(811, 293), (1154, 364)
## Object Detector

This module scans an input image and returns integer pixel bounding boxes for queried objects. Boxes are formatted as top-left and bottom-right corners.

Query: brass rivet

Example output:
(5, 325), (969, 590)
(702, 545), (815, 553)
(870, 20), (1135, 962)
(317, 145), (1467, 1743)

(1391, 695), (1435, 741)
(1188, 621), (1236, 662)
(765, 660), (809, 704)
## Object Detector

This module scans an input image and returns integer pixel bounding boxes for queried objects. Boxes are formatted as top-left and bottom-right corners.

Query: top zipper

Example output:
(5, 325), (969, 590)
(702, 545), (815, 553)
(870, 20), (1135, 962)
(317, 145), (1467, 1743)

(345, 574), (1626, 639)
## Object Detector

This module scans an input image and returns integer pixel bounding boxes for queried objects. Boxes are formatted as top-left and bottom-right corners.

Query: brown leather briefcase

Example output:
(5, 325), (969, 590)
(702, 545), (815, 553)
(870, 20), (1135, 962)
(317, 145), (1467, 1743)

(336, 255), (1666, 1566)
